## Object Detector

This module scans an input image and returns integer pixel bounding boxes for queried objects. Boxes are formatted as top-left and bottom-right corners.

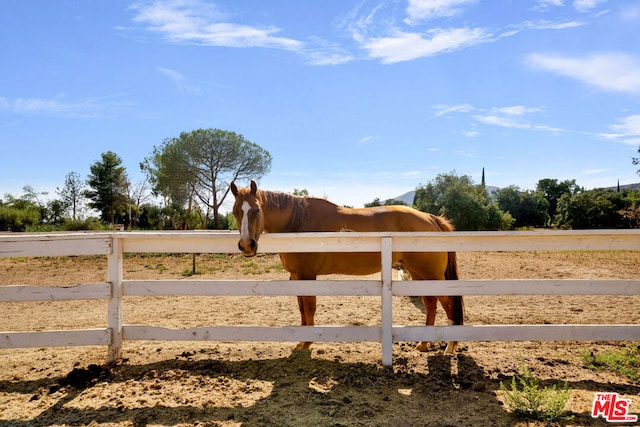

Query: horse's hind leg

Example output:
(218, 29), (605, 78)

(437, 296), (462, 355)
(415, 296), (438, 352)
(295, 285), (317, 350)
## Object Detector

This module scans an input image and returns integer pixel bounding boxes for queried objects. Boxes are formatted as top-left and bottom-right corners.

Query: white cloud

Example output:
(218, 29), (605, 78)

(523, 19), (587, 30)
(404, 0), (478, 24)
(358, 136), (374, 146)
(536, 0), (607, 12)
(361, 27), (487, 63)
(600, 115), (640, 145)
(492, 106), (542, 116)
(526, 52), (640, 94)
(432, 103), (475, 117)
(620, 6), (640, 21)
(130, 0), (303, 51)
(156, 67), (203, 95)
(573, 0), (607, 13)
(433, 104), (565, 134)
(610, 115), (640, 135)
(474, 114), (530, 129)
(0, 94), (131, 118)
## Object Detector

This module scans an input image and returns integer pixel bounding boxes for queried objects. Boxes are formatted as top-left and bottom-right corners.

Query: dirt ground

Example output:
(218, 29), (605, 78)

(0, 250), (639, 426)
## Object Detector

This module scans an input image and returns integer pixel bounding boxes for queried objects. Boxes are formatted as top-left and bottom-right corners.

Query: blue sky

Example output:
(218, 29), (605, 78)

(1, 0), (640, 209)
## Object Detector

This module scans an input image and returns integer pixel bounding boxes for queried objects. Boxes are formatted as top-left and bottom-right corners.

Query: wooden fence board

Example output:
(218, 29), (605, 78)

(393, 325), (640, 342)
(0, 329), (111, 348)
(123, 280), (382, 296)
(123, 325), (381, 343)
(393, 279), (640, 296)
(0, 283), (110, 302)
(0, 235), (111, 257)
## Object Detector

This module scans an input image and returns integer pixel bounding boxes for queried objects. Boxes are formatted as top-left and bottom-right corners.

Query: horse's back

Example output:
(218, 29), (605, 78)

(280, 202), (453, 277)
(340, 205), (451, 233)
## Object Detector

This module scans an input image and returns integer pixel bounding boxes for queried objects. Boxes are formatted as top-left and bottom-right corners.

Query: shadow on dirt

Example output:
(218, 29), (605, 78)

(2, 347), (638, 427)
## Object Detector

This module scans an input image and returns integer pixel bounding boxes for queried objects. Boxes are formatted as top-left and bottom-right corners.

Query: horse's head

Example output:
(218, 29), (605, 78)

(230, 180), (264, 257)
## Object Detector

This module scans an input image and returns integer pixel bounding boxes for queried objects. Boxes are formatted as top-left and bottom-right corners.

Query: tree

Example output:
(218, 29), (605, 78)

(495, 186), (550, 228)
(536, 178), (582, 225)
(85, 151), (129, 224)
(0, 192), (41, 231)
(127, 171), (153, 229)
(414, 172), (513, 230)
(144, 128), (272, 229)
(556, 189), (629, 229)
(365, 197), (407, 207)
(57, 171), (85, 221)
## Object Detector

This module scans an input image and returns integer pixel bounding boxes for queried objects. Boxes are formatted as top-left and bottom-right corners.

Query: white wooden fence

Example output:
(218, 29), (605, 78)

(1, 230), (639, 367)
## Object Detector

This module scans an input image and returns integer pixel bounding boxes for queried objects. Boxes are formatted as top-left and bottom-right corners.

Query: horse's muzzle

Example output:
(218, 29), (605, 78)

(238, 239), (258, 257)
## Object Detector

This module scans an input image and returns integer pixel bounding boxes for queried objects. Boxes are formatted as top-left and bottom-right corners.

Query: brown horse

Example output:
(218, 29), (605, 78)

(230, 181), (463, 354)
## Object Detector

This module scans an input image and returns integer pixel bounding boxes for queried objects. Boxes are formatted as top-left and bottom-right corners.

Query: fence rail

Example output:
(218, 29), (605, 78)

(1, 230), (639, 366)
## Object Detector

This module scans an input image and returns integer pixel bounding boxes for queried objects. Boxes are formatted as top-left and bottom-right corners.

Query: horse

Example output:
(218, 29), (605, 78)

(230, 180), (463, 355)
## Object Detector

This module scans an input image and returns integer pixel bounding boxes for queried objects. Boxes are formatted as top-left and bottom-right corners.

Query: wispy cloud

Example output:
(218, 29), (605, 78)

(130, 0), (303, 51)
(475, 106), (566, 133)
(526, 52), (640, 94)
(156, 67), (203, 95)
(573, 0), (608, 13)
(536, 0), (608, 12)
(432, 104), (476, 117)
(360, 27), (487, 64)
(129, 0), (356, 65)
(357, 136), (374, 147)
(433, 103), (569, 134)
(0, 94), (131, 118)
(404, 0), (479, 25)
(620, 5), (640, 21)
(600, 114), (640, 145)
(520, 19), (587, 30)
(348, 0), (588, 64)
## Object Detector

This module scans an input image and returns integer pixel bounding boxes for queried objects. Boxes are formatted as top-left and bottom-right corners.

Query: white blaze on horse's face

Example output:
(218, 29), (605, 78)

(240, 201), (251, 242)
(231, 181), (264, 257)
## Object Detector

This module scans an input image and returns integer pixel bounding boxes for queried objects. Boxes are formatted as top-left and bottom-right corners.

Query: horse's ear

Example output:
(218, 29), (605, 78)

(250, 180), (258, 195)
(230, 182), (238, 197)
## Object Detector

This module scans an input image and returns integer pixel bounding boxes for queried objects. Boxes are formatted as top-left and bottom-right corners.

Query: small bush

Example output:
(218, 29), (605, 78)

(581, 346), (640, 383)
(500, 360), (573, 423)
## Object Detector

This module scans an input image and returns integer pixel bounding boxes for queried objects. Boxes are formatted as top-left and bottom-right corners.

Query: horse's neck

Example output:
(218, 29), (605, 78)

(261, 192), (340, 233)
(263, 207), (292, 233)
(260, 191), (296, 233)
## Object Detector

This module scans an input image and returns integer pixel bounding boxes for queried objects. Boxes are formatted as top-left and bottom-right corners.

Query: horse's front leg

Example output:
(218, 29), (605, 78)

(416, 296), (438, 352)
(291, 270), (317, 350)
(295, 295), (317, 350)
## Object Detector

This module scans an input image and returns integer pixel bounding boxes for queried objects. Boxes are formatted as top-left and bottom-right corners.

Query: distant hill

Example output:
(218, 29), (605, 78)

(390, 183), (638, 206)
(391, 191), (415, 206)
(599, 183), (640, 191)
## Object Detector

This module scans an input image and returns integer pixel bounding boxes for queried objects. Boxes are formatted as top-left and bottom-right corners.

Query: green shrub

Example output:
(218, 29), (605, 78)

(500, 360), (573, 423)
(581, 346), (640, 383)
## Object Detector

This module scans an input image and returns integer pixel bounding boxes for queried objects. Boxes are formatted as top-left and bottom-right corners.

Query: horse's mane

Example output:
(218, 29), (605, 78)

(258, 190), (311, 232)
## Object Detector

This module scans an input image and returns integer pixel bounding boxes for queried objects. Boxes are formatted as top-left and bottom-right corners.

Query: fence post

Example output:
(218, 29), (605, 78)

(107, 235), (123, 363)
(381, 236), (393, 367)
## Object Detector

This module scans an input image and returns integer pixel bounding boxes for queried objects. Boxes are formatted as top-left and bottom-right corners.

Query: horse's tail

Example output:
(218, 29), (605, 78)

(434, 215), (464, 326)
(445, 251), (458, 281)
(446, 250), (464, 325)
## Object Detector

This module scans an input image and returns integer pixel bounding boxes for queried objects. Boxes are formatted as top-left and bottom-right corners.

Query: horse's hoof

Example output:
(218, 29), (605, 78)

(295, 342), (312, 351)
(443, 342), (458, 355)
(415, 342), (436, 352)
